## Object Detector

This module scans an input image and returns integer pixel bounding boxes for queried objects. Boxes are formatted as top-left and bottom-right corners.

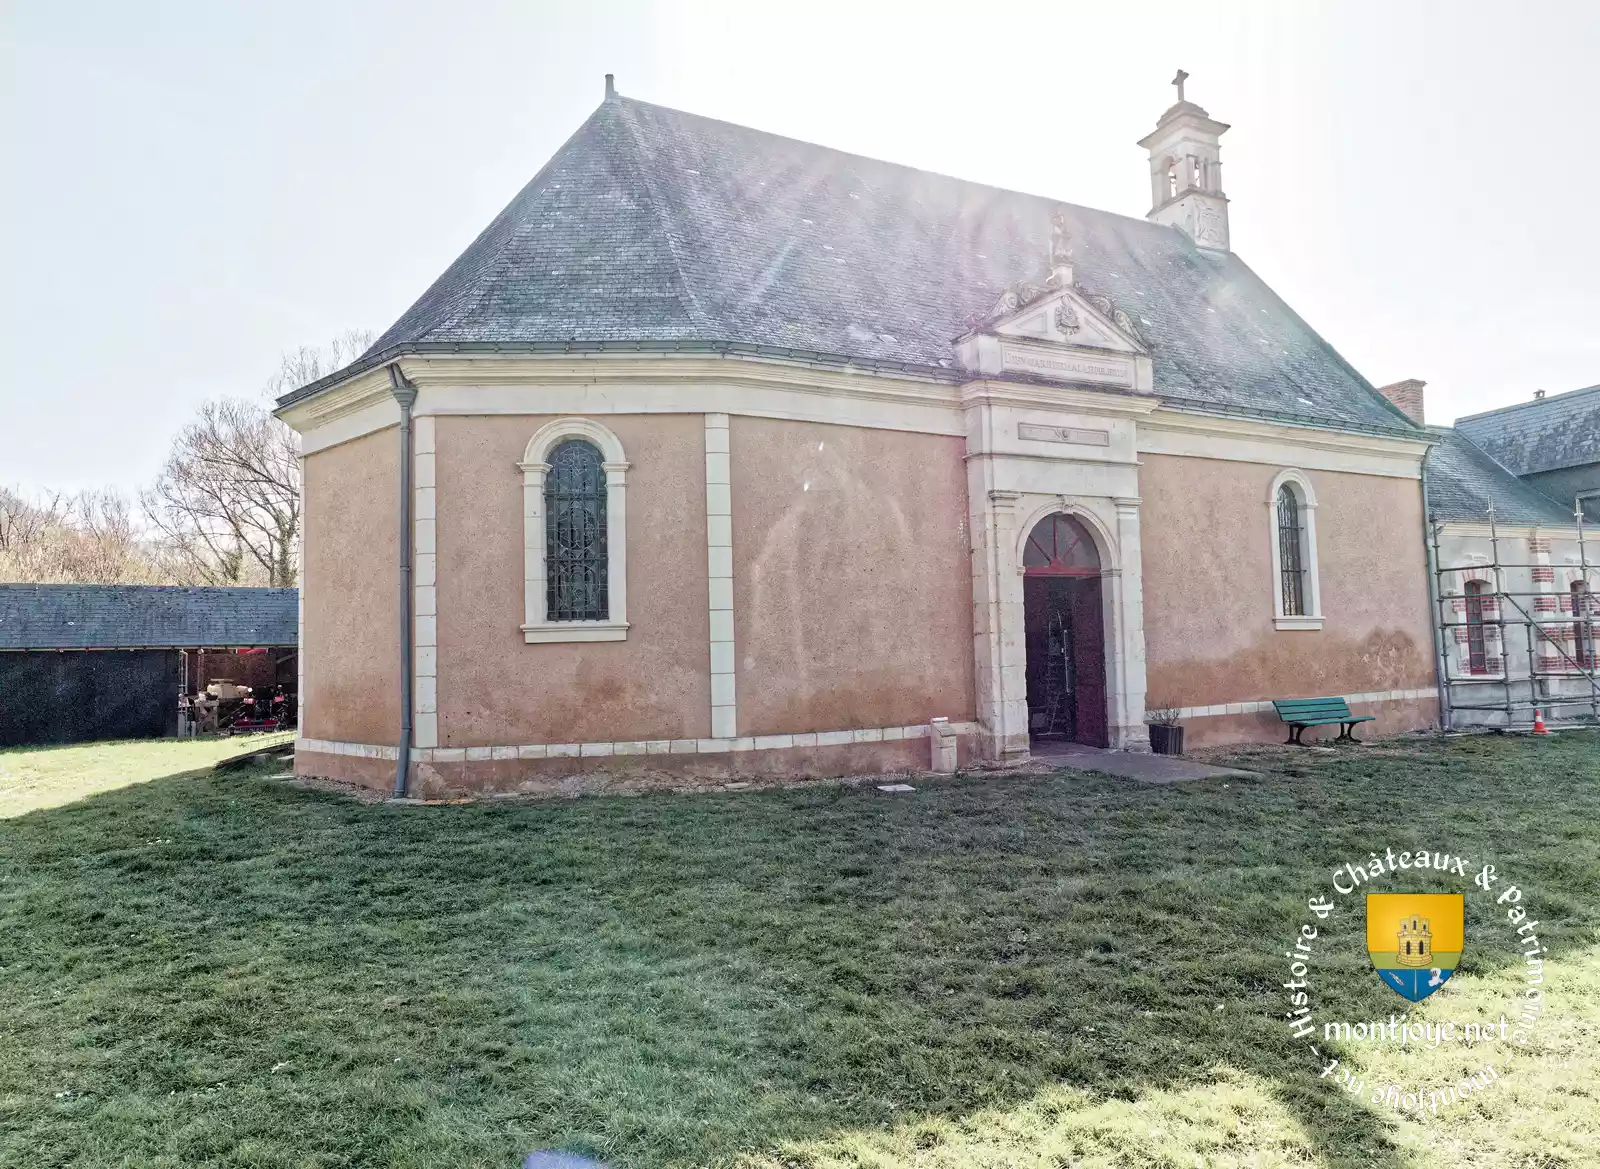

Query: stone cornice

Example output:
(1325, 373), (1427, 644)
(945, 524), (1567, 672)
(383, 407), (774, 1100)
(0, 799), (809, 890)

(1436, 520), (1591, 540)
(960, 379), (1160, 418)
(277, 351), (962, 440)
(281, 366), (393, 429)
(1142, 405), (1433, 460)
(280, 350), (1437, 481)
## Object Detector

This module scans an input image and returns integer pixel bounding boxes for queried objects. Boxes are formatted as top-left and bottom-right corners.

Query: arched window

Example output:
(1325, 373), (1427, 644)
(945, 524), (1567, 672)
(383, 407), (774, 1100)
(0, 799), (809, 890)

(1575, 580), (1595, 669)
(1166, 160), (1179, 200)
(545, 440), (607, 621)
(1023, 514), (1101, 576)
(1268, 470), (1323, 629)
(1277, 484), (1306, 616)
(518, 418), (630, 643)
(1465, 580), (1489, 675)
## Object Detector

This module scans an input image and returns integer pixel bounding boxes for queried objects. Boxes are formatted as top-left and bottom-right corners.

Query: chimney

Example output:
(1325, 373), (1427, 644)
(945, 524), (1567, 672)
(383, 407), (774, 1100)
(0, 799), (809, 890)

(1378, 378), (1426, 425)
(604, 73), (616, 100)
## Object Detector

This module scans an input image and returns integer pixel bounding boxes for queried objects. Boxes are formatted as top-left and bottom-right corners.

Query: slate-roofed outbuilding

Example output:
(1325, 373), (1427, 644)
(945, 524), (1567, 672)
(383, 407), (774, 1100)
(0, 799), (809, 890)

(279, 93), (1415, 439)
(1454, 384), (1600, 476)
(0, 586), (298, 651)
(1424, 427), (1574, 525)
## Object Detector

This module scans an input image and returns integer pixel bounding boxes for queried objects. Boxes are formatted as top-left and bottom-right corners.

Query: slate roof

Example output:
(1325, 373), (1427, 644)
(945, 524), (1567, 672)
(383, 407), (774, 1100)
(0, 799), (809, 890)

(280, 94), (1417, 438)
(1424, 427), (1574, 525)
(1454, 384), (1600, 475)
(0, 586), (298, 651)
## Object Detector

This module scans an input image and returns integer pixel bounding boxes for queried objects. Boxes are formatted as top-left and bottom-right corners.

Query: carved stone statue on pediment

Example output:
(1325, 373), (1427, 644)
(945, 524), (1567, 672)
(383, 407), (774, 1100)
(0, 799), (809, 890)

(989, 288), (1021, 319)
(1050, 210), (1073, 267)
(1113, 308), (1144, 344)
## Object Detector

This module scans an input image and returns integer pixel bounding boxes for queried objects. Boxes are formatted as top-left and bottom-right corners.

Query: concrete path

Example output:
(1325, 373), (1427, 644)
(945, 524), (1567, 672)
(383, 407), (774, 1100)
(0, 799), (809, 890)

(1031, 741), (1255, 784)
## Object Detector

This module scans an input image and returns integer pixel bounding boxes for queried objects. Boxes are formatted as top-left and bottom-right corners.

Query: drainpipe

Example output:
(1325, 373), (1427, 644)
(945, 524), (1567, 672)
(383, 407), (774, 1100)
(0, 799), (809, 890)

(388, 364), (418, 796)
(1419, 456), (1452, 732)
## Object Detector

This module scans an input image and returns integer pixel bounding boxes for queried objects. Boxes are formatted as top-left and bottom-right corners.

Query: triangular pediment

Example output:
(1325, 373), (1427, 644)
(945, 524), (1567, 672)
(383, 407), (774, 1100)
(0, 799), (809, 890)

(953, 281), (1154, 392)
(986, 286), (1147, 355)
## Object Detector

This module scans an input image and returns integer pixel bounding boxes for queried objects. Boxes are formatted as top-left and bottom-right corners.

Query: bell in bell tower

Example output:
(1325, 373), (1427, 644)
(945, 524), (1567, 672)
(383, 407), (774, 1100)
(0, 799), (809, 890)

(1136, 70), (1231, 251)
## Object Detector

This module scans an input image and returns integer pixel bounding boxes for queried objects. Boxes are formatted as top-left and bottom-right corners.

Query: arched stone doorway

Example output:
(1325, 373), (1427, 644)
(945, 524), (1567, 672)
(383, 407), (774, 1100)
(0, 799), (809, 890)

(1022, 513), (1109, 748)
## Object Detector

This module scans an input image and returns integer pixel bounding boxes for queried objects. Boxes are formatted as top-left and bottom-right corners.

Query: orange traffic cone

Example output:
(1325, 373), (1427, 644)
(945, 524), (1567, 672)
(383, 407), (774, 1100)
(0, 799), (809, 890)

(1532, 708), (1551, 735)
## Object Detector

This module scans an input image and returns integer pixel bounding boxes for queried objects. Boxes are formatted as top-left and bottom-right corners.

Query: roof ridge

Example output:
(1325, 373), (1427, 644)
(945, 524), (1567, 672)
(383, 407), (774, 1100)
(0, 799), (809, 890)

(612, 99), (714, 333)
(1455, 382), (1600, 422)
(420, 108), (617, 346)
(363, 105), (615, 355)
(613, 94), (1173, 235)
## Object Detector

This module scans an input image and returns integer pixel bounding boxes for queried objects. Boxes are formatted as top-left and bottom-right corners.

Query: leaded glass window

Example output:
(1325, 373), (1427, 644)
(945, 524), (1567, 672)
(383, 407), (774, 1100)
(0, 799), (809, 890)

(1023, 514), (1101, 576)
(544, 440), (608, 621)
(1465, 580), (1488, 674)
(1277, 484), (1306, 617)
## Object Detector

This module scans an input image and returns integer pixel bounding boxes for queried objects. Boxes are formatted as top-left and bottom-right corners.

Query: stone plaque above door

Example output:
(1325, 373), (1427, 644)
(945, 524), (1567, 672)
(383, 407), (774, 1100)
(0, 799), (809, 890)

(1017, 423), (1112, 447)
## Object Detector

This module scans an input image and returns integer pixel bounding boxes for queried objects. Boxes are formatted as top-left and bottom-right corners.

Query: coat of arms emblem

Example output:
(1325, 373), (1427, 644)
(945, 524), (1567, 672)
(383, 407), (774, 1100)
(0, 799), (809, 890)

(1054, 300), (1080, 335)
(1367, 892), (1465, 1001)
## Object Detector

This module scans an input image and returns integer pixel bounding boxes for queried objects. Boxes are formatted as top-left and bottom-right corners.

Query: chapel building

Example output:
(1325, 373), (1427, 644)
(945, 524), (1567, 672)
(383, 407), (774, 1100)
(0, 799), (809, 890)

(278, 77), (1440, 795)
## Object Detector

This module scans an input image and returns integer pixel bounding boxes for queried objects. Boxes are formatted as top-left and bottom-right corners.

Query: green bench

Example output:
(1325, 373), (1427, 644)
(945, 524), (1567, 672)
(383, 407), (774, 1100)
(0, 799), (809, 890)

(1272, 696), (1375, 745)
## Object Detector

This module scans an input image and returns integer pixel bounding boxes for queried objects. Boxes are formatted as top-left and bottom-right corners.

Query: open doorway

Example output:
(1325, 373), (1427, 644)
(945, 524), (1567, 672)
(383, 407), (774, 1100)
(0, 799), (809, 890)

(1022, 514), (1108, 748)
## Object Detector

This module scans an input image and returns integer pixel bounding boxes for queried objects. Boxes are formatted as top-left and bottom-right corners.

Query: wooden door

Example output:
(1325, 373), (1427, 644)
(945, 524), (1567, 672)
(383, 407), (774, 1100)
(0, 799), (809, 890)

(1068, 578), (1108, 747)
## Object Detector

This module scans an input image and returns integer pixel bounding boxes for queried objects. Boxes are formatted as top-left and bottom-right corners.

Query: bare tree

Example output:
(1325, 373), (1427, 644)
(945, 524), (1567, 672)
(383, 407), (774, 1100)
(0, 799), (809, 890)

(143, 400), (297, 585)
(141, 331), (373, 588)
(265, 329), (375, 399)
(0, 486), (172, 584)
(57, 490), (146, 583)
(0, 486), (67, 561)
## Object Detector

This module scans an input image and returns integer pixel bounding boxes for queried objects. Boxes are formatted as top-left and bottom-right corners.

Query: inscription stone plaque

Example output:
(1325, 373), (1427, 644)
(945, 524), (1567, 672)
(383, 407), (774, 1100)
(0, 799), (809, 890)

(1017, 423), (1111, 447)
(999, 342), (1133, 388)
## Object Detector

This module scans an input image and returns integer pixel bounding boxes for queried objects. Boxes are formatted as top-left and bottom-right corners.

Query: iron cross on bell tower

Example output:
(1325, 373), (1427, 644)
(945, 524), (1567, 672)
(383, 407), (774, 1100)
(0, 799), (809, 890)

(1137, 68), (1231, 250)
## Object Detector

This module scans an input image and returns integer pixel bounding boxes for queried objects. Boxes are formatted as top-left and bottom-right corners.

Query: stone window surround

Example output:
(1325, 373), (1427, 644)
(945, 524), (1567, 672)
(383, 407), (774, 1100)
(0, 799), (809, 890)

(1267, 468), (1323, 630)
(1440, 559), (1497, 684)
(517, 417), (631, 643)
(1447, 565), (1505, 681)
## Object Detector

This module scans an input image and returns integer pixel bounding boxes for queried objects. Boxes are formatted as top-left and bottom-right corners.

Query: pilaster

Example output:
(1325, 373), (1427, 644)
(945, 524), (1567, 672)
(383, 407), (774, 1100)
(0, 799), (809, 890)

(413, 416), (438, 748)
(705, 414), (737, 738)
(1112, 495), (1149, 749)
(971, 487), (1030, 759)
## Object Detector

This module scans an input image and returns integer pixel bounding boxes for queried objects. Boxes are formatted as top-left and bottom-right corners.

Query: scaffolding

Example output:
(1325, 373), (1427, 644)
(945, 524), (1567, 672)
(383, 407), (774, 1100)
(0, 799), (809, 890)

(1430, 506), (1599, 730)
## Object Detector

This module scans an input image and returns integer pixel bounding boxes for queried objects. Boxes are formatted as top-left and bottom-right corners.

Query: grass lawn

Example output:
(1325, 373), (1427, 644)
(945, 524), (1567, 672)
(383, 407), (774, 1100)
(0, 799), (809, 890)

(0, 734), (293, 818)
(1, 733), (1597, 1168)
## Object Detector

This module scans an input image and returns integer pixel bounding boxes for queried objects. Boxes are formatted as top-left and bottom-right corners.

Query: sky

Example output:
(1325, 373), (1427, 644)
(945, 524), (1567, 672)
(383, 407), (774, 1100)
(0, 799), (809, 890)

(4, 0), (1597, 493)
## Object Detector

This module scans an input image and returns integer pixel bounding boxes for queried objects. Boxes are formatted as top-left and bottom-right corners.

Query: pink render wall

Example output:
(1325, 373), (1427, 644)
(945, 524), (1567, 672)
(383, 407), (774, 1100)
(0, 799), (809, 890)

(300, 428), (400, 744)
(729, 416), (975, 735)
(434, 413), (711, 746)
(1139, 453), (1437, 736)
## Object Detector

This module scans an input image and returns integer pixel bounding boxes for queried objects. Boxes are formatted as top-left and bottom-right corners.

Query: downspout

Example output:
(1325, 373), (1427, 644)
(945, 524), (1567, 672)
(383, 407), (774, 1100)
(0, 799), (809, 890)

(1419, 455), (1452, 732)
(388, 364), (418, 796)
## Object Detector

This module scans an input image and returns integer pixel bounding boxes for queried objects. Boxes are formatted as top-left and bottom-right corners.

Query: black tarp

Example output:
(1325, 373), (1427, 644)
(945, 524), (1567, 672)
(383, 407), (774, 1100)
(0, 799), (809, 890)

(0, 650), (178, 747)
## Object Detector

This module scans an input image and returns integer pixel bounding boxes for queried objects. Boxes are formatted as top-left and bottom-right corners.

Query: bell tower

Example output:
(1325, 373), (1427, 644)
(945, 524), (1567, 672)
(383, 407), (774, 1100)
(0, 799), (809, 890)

(1136, 70), (1231, 251)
